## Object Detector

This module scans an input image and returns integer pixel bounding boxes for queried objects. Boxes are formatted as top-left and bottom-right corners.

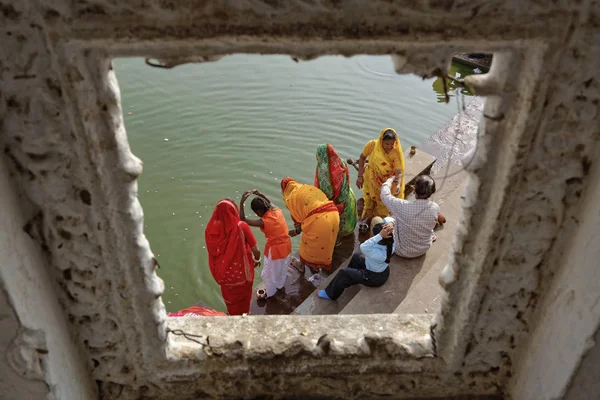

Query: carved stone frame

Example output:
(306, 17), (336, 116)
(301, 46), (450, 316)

(56, 37), (546, 397)
(6, 2), (597, 398)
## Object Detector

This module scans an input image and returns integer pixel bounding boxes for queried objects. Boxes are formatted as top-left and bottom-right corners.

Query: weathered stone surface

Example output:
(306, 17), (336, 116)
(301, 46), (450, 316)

(1, 0), (599, 399)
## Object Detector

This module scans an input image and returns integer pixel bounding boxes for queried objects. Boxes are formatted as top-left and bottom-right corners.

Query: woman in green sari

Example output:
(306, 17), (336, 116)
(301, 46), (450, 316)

(314, 144), (358, 239)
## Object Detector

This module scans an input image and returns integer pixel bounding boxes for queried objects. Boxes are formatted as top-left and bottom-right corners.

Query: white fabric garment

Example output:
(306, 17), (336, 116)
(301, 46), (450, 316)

(261, 249), (290, 297)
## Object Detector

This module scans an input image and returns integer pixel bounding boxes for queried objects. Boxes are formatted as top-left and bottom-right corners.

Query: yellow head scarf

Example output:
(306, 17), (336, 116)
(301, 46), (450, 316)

(369, 128), (405, 199)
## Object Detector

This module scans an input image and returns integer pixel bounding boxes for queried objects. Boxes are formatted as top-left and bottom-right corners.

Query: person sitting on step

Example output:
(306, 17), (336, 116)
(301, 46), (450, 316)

(369, 215), (394, 237)
(381, 174), (441, 258)
(317, 223), (394, 301)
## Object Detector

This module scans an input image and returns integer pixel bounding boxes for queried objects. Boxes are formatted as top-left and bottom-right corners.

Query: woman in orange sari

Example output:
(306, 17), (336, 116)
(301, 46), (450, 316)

(205, 199), (261, 315)
(356, 128), (406, 230)
(281, 177), (340, 271)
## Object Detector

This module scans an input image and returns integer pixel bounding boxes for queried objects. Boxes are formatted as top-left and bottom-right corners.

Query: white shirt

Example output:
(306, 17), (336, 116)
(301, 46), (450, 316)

(381, 177), (439, 258)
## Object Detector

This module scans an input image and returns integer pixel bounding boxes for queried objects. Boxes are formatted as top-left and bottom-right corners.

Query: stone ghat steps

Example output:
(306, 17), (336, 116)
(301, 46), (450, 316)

(341, 170), (467, 315)
(292, 149), (437, 316)
(291, 255), (358, 315)
(393, 175), (468, 315)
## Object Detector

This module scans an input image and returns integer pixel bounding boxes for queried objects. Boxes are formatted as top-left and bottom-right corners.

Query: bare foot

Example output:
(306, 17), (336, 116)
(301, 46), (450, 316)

(438, 212), (446, 224)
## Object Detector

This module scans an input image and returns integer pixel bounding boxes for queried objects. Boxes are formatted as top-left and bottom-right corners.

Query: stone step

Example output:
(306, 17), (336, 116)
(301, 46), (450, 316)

(403, 149), (437, 184)
(291, 255), (360, 315)
(338, 168), (468, 315)
(394, 176), (468, 315)
(293, 149), (438, 315)
(392, 253), (448, 315)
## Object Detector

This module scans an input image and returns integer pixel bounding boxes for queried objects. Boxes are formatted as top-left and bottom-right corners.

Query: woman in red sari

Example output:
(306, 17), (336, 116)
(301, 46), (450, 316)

(205, 199), (261, 315)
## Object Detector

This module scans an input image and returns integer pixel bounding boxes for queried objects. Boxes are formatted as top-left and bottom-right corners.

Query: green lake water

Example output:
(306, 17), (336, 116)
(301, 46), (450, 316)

(115, 55), (475, 312)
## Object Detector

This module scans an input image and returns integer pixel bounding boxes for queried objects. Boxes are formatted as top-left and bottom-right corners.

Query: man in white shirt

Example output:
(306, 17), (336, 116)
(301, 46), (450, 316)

(381, 175), (440, 258)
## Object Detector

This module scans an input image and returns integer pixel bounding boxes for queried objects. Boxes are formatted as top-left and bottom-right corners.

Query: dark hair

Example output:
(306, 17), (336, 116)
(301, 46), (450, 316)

(382, 129), (397, 142)
(415, 175), (436, 199)
(373, 223), (394, 263)
(250, 197), (270, 215)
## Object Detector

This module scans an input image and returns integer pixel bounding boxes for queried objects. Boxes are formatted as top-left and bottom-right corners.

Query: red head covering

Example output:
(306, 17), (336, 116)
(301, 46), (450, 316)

(205, 199), (251, 286)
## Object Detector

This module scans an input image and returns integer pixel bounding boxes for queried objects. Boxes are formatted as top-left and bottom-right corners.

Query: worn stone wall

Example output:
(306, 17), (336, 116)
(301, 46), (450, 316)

(0, 285), (48, 400)
(509, 155), (600, 399)
(0, 154), (96, 398)
(0, 0), (599, 399)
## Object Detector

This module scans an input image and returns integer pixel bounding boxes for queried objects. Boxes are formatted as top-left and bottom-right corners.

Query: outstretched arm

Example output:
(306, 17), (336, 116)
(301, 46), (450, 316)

(381, 177), (405, 210)
(288, 223), (302, 238)
(239, 190), (264, 228)
(251, 244), (261, 267)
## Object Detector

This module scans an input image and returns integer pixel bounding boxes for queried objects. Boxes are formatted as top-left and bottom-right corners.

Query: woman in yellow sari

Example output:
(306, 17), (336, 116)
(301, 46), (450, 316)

(281, 177), (340, 271)
(356, 128), (405, 229)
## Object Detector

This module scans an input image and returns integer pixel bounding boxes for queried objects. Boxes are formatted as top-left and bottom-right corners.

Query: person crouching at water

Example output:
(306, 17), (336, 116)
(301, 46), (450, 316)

(205, 199), (261, 315)
(318, 223), (394, 300)
(239, 189), (292, 298)
(281, 177), (340, 271)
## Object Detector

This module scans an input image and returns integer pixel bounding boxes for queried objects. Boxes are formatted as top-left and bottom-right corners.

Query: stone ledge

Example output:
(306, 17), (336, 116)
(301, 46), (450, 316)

(166, 314), (434, 365)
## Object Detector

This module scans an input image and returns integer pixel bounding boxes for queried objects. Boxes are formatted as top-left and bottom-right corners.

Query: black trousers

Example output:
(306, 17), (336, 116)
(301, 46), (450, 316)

(324, 254), (390, 300)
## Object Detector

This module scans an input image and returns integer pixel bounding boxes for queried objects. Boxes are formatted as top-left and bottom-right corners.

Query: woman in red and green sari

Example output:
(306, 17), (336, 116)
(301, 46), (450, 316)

(315, 144), (358, 239)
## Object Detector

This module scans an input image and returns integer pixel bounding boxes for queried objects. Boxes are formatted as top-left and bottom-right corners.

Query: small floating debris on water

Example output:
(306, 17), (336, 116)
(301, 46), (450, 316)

(184, 228), (188, 231)
(172, 212), (176, 215)
(127, 112), (132, 115)
(164, 138), (169, 142)
(196, 212), (199, 214)
(170, 286), (174, 289)
(474, 67), (482, 74)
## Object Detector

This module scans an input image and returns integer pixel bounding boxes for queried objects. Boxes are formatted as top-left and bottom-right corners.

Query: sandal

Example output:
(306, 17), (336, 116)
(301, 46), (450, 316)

(358, 221), (369, 233)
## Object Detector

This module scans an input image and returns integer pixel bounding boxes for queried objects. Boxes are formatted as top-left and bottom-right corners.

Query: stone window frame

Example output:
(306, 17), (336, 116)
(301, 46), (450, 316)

(57, 35), (543, 388)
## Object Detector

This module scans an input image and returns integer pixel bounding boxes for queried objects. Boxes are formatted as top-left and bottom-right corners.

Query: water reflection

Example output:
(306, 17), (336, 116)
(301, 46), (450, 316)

(432, 62), (480, 103)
